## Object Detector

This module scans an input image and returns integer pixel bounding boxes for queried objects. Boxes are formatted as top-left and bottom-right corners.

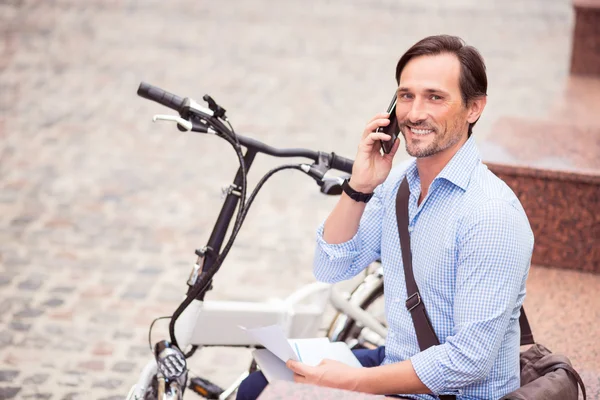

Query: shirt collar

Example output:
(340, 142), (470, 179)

(437, 135), (480, 190)
(404, 135), (480, 193)
(405, 159), (420, 196)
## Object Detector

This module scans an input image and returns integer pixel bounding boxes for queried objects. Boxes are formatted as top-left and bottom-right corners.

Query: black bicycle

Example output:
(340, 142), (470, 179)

(126, 82), (389, 400)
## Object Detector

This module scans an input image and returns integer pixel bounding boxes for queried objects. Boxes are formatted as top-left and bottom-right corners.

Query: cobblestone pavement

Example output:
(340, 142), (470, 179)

(1, 0), (595, 399)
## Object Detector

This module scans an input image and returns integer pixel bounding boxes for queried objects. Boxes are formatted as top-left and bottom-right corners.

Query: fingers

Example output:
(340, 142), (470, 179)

(286, 359), (311, 377)
(288, 360), (314, 385)
(293, 373), (307, 383)
(362, 131), (392, 151)
(362, 116), (391, 139)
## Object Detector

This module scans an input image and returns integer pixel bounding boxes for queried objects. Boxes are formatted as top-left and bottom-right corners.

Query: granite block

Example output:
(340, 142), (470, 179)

(258, 381), (385, 399)
(481, 115), (600, 274)
(487, 163), (599, 273)
(570, 0), (600, 76)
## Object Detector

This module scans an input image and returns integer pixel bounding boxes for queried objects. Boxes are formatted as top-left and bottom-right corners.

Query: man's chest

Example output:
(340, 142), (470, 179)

(379, 192), (463, 302)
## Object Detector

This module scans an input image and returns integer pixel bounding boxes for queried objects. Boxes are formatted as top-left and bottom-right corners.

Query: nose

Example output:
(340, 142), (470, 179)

(406, 98), (427, 124)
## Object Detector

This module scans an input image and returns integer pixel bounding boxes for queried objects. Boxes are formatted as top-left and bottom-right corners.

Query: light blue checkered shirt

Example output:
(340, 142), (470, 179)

(314, 137), (534, 399)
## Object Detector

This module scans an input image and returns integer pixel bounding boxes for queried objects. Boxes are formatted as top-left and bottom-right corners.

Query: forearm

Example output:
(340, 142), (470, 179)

(356, 359), (430, 395)
(322, 193), (367, 244)
(314, 183), (384, 283)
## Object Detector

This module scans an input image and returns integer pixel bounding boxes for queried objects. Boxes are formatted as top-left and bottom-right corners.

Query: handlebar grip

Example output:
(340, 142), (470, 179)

(330, 153), (354, 174)
(137, 82), (185, 112)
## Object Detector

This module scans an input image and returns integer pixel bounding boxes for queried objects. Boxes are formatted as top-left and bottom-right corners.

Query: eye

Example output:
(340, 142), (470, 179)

(399, 93), (413, 100)
(430, 94), (442, 101)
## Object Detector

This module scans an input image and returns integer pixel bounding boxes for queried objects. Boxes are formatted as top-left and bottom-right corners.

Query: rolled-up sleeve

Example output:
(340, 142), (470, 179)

(410, 199), (534, 393)
(313, 184), (386, 283)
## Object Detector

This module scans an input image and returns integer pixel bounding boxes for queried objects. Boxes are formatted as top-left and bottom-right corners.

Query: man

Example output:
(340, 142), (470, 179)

(237, 35), (534, 400)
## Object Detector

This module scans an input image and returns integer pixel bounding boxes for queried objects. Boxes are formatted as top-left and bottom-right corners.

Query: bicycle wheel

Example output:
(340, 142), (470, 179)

(327, 264), (386, 349)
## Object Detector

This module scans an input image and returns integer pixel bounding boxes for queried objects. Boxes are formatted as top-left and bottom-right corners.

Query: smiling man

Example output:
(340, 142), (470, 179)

(237, 35), (534, 400)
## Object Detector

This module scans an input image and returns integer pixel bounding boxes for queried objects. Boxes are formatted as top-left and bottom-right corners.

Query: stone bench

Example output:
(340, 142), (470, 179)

(480, 116), (599, 274)
(258, 381), (384, 399)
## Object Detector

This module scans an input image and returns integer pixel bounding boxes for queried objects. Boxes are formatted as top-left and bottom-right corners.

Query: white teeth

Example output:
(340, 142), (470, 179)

(410, 127), (433, 135)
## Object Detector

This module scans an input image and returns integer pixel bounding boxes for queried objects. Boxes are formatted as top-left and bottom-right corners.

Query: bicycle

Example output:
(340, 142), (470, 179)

(126, 82), (388, 400)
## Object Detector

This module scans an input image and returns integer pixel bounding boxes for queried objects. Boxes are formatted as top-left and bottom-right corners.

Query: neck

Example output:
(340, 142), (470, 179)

(416, 134), (468, 203)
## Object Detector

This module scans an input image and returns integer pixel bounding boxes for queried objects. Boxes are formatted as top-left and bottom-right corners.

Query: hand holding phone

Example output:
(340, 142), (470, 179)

(377, 94), (400, 154)
(350, 94), (401, 193)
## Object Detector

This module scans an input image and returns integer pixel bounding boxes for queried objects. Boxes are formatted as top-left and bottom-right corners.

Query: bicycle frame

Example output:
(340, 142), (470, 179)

(185, 133), (331, 301)
(191, 146), (256, 301)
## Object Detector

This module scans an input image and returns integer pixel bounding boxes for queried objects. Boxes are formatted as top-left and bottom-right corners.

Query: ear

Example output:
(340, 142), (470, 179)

(466, 96), (487, 124)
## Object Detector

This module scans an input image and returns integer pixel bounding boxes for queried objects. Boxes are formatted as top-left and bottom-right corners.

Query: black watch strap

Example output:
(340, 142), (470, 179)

(342, 179), (374, 203)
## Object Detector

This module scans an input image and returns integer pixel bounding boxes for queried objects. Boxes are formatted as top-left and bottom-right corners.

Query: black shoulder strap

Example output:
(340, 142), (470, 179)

(396, 177), (441, 351)
(395, 177), (535, 399)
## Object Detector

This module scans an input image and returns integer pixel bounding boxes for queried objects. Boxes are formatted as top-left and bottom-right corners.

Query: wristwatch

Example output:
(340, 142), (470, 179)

(342, 179), (374, 203)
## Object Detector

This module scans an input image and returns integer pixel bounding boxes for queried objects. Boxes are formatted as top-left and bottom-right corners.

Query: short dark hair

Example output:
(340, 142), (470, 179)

(395, 35), (487, 137)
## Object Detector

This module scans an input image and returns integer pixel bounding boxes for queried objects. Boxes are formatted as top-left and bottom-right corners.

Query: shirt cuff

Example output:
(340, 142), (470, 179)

(315, 223), (361, 260)
(410, 346), (447, 395)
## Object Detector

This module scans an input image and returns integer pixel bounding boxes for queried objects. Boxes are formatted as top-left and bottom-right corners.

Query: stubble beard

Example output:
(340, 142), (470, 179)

(401, 122), (464, 159)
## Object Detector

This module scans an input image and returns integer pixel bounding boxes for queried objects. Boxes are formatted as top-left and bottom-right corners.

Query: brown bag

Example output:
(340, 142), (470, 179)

(395, 177), (587, 400)
(500, 343), (587, 400)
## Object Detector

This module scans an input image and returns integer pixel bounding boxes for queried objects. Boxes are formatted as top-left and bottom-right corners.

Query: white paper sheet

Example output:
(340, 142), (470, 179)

(239, 325), (298, 362)
(242, 324), (363, 383)
(251, 349), (295, 382)
(288, 337), (331, 366)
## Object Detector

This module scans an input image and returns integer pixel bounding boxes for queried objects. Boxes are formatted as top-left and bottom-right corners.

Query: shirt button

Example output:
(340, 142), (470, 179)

(388, 331), (395, 338)
(408, 226), (414, 233)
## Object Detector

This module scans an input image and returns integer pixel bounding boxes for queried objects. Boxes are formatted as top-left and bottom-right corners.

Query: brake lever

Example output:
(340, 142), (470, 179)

(300, 164), (347, 195)
(153, 114), (193, 131)
(152, 114), (215, 134)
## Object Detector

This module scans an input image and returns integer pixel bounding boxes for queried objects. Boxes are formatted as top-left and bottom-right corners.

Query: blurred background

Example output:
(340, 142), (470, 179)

(0, 0), (598, 398)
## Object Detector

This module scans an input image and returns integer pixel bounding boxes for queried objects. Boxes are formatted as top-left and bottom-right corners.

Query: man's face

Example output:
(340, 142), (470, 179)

(396, 53), (471, 159)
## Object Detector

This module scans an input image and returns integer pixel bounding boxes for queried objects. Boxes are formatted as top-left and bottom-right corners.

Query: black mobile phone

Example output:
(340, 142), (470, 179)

(377, 94), (400, 154)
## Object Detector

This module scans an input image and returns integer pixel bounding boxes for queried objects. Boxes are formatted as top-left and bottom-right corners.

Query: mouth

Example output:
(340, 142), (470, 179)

(406, 126), (435, 136)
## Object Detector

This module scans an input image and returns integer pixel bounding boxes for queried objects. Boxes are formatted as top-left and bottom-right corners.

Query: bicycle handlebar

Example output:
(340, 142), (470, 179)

(235, 135), (354, 174)
(137, 82), (355, 174)
(137, 82), (185, 113)
(234, 134), (318, 160)
(330, 153), (354, 174)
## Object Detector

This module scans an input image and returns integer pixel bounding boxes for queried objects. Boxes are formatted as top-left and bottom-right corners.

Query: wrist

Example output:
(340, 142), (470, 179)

(353, 367), (376, 393)
(342, 179), (374, 203)
(347, 179), (376, 194)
